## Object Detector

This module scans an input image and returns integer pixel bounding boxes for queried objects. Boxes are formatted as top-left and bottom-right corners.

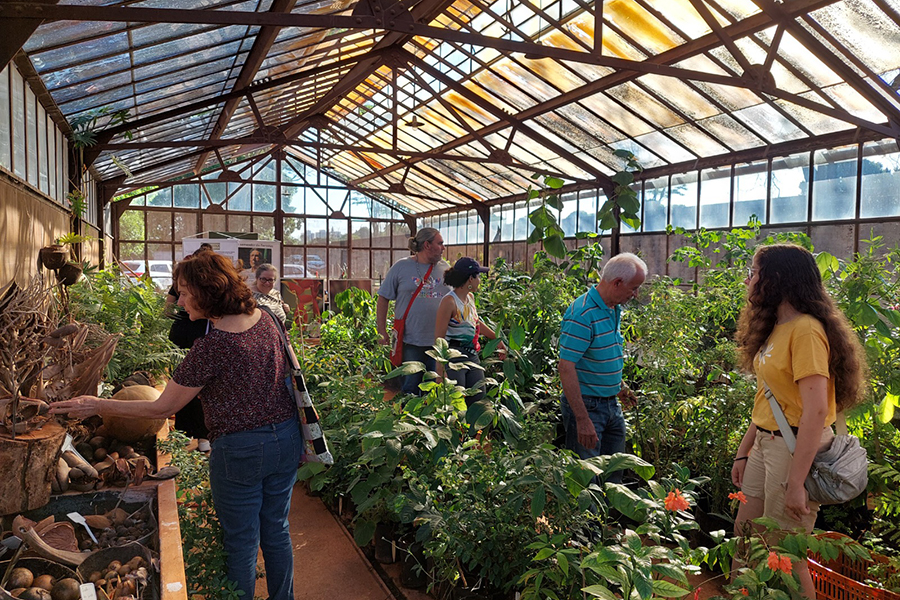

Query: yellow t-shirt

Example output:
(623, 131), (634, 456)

(751, 314), (836, 431)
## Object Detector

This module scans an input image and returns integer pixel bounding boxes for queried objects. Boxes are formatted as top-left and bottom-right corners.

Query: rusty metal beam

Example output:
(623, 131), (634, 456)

(193, 0), (298, 175)
(0, 0), (59, 70)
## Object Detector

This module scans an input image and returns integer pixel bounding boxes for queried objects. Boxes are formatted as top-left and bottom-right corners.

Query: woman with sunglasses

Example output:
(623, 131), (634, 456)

(251, 263), (292, 325)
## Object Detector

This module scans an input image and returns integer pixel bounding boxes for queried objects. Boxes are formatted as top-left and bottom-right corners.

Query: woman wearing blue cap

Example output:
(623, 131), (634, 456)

(434, 257), (507, 404)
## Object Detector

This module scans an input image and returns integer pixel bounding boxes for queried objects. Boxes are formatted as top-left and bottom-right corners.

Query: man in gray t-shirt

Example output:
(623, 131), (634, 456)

(377, 228), (449, 395)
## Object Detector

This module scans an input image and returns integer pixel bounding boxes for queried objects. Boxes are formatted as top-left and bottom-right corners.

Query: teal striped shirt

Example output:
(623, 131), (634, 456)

(558, 286), (623, 397)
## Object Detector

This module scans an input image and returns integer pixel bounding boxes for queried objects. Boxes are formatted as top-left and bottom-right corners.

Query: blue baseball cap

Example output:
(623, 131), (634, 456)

(454, 257), (489, 277)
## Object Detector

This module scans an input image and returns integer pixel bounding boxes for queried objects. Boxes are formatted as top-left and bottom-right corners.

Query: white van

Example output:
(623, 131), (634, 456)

(122, 260), (173, 290)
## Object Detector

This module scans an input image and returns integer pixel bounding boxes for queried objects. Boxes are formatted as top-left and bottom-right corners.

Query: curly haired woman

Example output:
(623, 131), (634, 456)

(731, 244), (865, 599)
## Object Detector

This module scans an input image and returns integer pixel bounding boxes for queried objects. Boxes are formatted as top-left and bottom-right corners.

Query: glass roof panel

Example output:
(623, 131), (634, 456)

(50, 71), (133, 105)
(640, 0), (711, 39)
(30, 33), (130, 72)
(134, 57), (248, 94)
(555, 102), (626, 143)
(772, 98), (853, 136)
(810, 0), (900, 76)
(817, 83), (885, 124)
(132, 30), (255, 66)
(579, 92), (655, 137)
(663, 123), (730, 157)
(634, 74), (720, 120)
(24, 21), (126, 52)
(38, 53), (132, 90)
(632, 131), (695, 163)
(771, 30), (842, 89)
(696, 113), (764, 151)
(605, 81), (685, 129)
(731, 103), (807, 144)
(602, 0), (685, 56)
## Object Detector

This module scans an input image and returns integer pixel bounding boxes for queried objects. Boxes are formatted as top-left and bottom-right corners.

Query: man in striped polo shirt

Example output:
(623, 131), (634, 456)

(558, 252), (647, 483)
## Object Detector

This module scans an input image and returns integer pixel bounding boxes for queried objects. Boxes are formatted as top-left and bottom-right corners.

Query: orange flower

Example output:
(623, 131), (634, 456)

(729, 491), (748, 504)
(664, 488), (690, 511)
(779, 555), (793, 575)
(740, 587), (749, 596)
(767, 551), (793, 574)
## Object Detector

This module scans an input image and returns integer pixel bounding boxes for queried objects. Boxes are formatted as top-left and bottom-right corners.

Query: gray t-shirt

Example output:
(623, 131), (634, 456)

(379, 257), (450, 347)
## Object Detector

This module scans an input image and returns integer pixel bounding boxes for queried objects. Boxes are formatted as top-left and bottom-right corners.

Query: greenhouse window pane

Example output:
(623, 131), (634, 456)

(227, 182), (251, 211)
(561, 193), (578, 237)
(642, 177), (669, 232)
(771, 153), (809, 224)
(284, 217), (305, 245)
(253, 183), (276, 212)
(0, 67), (9, 170)
(699, 166), (731, 228)
(307, 219), (327, 244)
(577, 190), (599, 233)
(146, 187), (172, 207)
(812, 145), (857, 221)
(670, 172), (698, 230)
(253, 216), (274, 240)
(329, 218), (348, 246)
(733, 160), (768, 226)
(512, 201), (527, 241)
(860, 141), (900, 219)
(26, 86), (37, 186)
(352, 220), (371, 245)
(501, 204), (514, 242)
(229, 214), (251, 232)
(147, 211), (172, 241)
(12, 68), (25, 179)
(307, 188), (327, 215)
(173, 212), (198, 241)
(173, 184), (199, 208)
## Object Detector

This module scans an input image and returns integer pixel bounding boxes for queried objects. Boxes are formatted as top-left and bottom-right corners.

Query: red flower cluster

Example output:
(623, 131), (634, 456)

(728, 491), (748, 504)
(767, 551), (793, 574)
(664, 488), (690, 511)
(740, 587), (749, 596)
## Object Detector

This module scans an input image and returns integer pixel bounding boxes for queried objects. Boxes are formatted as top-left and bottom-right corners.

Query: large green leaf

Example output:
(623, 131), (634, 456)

(650, 580), (691, 598)
(510, 324), (526, 350)
(531, 486), (547, 519)
(599, 213), (618, 231)
(545, 193), (564, 211)
(354, 520), (377, 546)
(544, 234), (567, 258)
(611, 171), (634, 186)
(527, 226), (545, 244)
(604, 483), (649, 521)
(618, 193), (640, 215)
(877, 392), (898, 423)
(530, 206), (556, 228)
(546, 176), (565, 189)
(582, 585), (618, 600)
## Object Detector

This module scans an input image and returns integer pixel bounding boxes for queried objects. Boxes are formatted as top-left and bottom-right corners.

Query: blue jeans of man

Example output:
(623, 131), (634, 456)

(401, 343), (437, 396)
(209, 415), (302, 600)
(560, 394), (626, 484)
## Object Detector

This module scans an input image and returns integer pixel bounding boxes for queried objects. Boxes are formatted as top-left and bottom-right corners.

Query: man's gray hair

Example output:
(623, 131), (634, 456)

(600, 252), (647, 283)
(408, 227), (441, 254)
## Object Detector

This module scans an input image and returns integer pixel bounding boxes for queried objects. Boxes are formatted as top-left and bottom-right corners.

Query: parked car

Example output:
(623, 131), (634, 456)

(306, 254), (326, 273)
(122, 260), (173, 290)
(283, 263), (307, 278)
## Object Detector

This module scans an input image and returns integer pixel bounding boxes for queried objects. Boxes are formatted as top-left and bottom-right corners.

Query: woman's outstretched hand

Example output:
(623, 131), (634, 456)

(50, 396), (102, 419)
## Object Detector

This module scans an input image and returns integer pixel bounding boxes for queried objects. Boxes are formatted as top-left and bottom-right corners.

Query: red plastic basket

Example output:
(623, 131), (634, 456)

(808, 532), (900, 600)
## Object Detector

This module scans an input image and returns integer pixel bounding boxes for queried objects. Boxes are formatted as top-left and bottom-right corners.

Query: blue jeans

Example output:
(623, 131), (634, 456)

(401, 343), (437, 396)
(209, 415), (302, 600)
(560, 394), (626, 483)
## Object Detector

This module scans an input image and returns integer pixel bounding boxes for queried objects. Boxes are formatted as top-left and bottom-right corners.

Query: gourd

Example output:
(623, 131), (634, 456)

(102, 385), (166, 442)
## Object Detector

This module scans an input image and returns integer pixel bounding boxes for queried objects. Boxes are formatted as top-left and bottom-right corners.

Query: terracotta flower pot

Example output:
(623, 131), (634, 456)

(39, 244), (69, 270)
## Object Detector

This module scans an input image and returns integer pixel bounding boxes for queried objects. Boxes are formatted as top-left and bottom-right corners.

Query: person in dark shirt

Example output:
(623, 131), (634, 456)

(53, 252), (302, 600)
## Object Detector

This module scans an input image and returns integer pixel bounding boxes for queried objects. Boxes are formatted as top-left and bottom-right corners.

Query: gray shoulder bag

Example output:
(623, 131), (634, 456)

(763, 383), (867, 505)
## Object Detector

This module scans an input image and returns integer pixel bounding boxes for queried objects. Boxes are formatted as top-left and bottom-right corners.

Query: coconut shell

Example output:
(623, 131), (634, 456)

(102, 385), (165, 442)
(36, 522), (79, 553)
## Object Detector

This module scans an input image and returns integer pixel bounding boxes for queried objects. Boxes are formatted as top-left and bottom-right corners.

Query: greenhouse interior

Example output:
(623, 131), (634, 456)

(1, 0), (899, 599)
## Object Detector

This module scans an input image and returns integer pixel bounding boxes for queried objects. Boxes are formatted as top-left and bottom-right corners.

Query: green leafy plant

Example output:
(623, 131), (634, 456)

(598, 149), (643, 232)
(65, 266), (184, 385)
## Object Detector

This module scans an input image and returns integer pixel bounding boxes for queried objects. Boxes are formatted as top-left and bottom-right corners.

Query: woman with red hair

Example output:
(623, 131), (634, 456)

(53, 252), (302, 600)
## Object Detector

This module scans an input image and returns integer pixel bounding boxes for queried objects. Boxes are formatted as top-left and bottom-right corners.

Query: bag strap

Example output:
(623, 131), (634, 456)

(397, 262), (434, 323)
(259, 305), (301, 371)
(763, 382), (798, 453)
(763, 381), (849, 453)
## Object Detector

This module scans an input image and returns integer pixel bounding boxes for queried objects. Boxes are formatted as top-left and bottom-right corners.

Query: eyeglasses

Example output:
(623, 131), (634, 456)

(747, 267), (757, 279)
(258, 277), (276, 283)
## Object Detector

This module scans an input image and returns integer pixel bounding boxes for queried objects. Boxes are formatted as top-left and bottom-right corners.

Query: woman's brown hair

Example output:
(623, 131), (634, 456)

(736, 244), (866, 410)
(173, 252), (256, 319)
